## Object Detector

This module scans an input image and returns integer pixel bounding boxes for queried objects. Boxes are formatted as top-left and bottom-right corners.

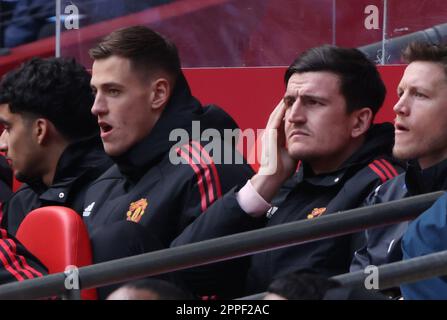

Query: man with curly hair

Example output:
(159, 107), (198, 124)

(0, 57), (112, 234)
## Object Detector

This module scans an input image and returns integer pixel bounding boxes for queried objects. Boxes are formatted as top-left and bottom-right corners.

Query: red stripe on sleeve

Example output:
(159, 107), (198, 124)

(176, 147), (208, 212)
(368, 163), (387, 183)
(0, 229), (38, 280)
(379, 159), (399, 177)
(188, 143), (215, 204)
(6, 239), (44, 278)
(0, 240), (27, 281)
(191, 141), (222, 198)
(373, 160), (394, 180)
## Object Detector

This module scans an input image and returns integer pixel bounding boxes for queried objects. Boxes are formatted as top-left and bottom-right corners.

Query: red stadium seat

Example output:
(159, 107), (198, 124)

(16, 206), (97, 300)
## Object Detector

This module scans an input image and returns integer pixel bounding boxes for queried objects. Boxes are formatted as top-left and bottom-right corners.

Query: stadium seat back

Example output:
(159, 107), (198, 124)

(16, 206), (97, 300)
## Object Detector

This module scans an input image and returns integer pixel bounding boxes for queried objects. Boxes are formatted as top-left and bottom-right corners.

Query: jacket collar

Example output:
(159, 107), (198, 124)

(295, 123), (397, 187)
(27, 135), (111, 199)
(405, 158), (447, 195)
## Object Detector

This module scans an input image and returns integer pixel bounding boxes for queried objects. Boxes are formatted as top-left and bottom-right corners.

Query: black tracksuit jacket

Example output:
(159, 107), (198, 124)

(3, 136), (113, 235)
(351, 158), (447, 272)
(0, 153), (47, 286)
(172, 123), (405, 296)
(82, 74), (254, 249)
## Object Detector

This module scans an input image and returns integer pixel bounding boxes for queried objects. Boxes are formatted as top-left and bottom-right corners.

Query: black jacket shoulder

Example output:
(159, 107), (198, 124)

(351, 158), (447, 271)
(4, 136), (112, 235)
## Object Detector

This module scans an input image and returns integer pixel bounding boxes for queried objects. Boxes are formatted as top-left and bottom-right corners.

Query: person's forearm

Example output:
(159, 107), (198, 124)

(250, 173), (285, 203)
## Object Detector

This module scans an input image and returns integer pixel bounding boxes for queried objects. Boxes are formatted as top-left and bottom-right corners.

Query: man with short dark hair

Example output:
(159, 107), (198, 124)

(351, 43), (447, 280)
(363, 43), (447, 299)
(81, 26), (253, 298)
(172, 45), (403, 297)
(0, 57), (112, 235)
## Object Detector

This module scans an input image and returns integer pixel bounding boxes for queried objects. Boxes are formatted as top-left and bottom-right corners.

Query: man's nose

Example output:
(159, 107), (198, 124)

(91, 93), (107, 116)
(0, 130), (8, 154)
(287, 98), (306, 124)
(393, 94), (410, 116)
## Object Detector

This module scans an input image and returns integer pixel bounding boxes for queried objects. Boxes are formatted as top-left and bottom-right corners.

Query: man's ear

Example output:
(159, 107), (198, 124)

(351, 107), (373, 138)
(34, 118), (50, 145)
(150, 78), (171, 111)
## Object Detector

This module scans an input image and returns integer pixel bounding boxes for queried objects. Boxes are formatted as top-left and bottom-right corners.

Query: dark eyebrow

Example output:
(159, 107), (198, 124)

(0, 118), (10, 126)
(301, 94), (330, 103)
(283, 95), (296, 107)
(100, 82), (125, 89)
(90, 82), (125, 90)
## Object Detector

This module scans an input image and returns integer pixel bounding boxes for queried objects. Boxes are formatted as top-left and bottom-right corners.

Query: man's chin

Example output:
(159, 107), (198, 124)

(392, 147), (414, 161)
(287, 149), (309, 161)
(103, 142), (118, 157)
(104, 146), (123, 157)
(104, 143), (131, 158)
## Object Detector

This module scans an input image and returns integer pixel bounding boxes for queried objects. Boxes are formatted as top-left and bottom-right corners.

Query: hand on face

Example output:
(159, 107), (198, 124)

(251, 100), (298, 203)
(259, 99), (298, 179)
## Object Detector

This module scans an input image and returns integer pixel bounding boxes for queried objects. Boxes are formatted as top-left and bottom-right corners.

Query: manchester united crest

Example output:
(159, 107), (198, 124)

(126, 198), (148, 223)
(307, 207), (326, 219)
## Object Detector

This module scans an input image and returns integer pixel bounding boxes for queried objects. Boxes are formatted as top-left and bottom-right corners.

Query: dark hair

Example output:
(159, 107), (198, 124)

(402, 42), (447, 78)
(89, 25), (181, 80)
(122, 278), (195, 300)
(0, 58), (97, 141)
(285, 45), (386, 116)
(267, 272), (340, 300)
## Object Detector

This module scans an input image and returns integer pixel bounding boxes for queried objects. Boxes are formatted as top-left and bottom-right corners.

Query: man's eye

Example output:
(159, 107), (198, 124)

(284, 98), (295, 108)
(109, 89), (120, 96)
(308, 99), (324, 106)
(414, 92), (427, 98)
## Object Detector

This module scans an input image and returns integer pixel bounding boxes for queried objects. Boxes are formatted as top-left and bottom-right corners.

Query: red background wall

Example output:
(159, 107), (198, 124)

(184, 65), (404, 132)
